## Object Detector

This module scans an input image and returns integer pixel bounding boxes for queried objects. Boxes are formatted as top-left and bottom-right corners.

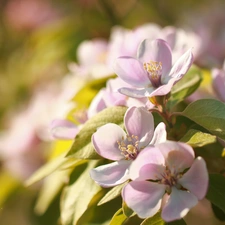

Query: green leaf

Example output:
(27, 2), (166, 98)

(109, 208), (128, 225)
(168, 66), (202, 109)
(211, 203), (225, 221)
(180, 99), (225, 140)
(98, 181), (127, 206)
(122, 201), (135, 218)
(66, 106), (127, 159)
(140, 212), (186, 225)
(60, 161), (102, 225)
(34, 169), (71, 215)
(25, 153), (80, 186)
(206, 174), (225, 213)
(140, 212), (165, 225)
(179, 129), (217, 147)
(73, 75), (115, 109)
(0, 170), (21, 207)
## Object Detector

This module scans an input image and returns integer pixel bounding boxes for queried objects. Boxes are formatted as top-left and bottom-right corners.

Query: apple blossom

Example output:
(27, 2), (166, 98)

(90, 106), (167, 187)
(211, 61), (225, 102)
(122, 141), (208, 222)
(113, 38), (193, 99)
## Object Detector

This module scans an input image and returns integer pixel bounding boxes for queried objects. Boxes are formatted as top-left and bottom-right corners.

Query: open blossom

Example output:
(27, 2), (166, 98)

(122, 141), (208, 222)
(113, 38), (193, 99)
(90, 106), (167, 187)
(211, 60), (225, 102)
(87, 77), (153, 118)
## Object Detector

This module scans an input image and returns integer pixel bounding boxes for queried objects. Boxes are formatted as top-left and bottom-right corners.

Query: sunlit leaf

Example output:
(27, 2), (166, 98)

(180, 129), (217, 147)
(25, 153), (80, 186)
(168, 66), (202, 109)
(109, 208), (128, 225)
(73, 75), (115, 109)
(60, 161), (102, 225)
(98, 181), (127, 206)
(140, 212), (165, 225)
(0, 170), (21, 207)
(122, 201), (135, 218)
(141, 212), (186, 225)
(66, 106), (127, 159)
(34, 169), (71, 215)
(180, 99), (225, 140)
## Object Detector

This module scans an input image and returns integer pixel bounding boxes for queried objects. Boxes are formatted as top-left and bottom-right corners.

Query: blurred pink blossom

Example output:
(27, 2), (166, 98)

(4, 0), (60, 31)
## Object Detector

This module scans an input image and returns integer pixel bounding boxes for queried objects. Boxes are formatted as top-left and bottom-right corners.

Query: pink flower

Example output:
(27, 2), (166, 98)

(122, 141), (208, 222)
(113, 39), (193, 99)
(87, 77), (152, 118)
(50, 119), (80, 140)
(211, 61), (225, 102)
(90, 106), (167, 187)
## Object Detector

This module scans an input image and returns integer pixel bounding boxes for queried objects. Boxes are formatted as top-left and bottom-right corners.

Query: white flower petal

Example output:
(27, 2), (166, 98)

(90, 160), (130, 187)
(92, 123), (126, 160)
(122, 181), (165, 218)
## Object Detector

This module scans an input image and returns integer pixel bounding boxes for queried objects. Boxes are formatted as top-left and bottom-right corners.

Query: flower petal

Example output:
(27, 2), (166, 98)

(137, 39), (172, 77)
(113, 57), (149, 87)
(212, 68), (225, 102)
(92, 123), (126, 160)
(157, 141), (195, 172)
(150, 122), (167, 145)
(50, 119), (79, 140)
(118, 87), (154, 98)
(161, 187), (198, 222)
(168, 48), (193, 81)
(178, 157), (208, 200)
(148, 76), (177, 97)
(124, 107), (154, 148)
(129, 146), (165, 181)
(122, 181), (166, 218)
(88, 89), (106, 118)
(90, 160), (130, 187)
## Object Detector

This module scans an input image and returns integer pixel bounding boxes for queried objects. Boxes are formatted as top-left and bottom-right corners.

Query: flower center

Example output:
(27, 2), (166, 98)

(143, 61), (162, 88)
(159, 167), (183, 194)
(117, 134), (140, 160)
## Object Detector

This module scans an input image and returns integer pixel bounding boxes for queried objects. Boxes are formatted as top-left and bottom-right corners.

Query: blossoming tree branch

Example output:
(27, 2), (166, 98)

(25, 24), (225, 225)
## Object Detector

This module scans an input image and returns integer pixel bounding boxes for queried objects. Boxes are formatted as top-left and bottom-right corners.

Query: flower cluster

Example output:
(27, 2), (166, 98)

(89, 36), (209, 222)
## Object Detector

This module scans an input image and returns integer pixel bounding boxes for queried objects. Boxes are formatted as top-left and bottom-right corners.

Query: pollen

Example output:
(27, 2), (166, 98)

(159, 166), (183, 193)
(143, 61), (163, 87)
(117, 134), (139, 160)
(143, 61), (162, 77)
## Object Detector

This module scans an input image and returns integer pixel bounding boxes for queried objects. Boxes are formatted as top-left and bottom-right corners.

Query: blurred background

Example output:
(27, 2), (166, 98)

(0, 0), (225, 224)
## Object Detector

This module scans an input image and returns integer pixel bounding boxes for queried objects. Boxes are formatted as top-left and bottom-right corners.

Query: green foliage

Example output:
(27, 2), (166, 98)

(109, 208), (128, 225)
(168, 66), (202, 110)
(34, 169), (70, 215)
(25, 153), (81, 186)
(98, 181), (128, 206)
(141, 212), (165, 225)
(60, 161), (102, 225)
(0, 170), (21, 207)
(180, 99), (225, 140)
(72, 75), (115, 110)
(211, 203), (225, 221)
(180, 129), (217, 147)
(141, 212), (186, 225)
(122, 201), (135, 218)
(66, 106), (128, 159)
(206, 174), (225, 213)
